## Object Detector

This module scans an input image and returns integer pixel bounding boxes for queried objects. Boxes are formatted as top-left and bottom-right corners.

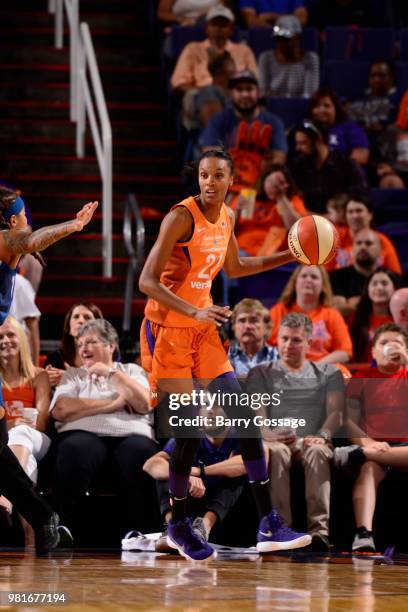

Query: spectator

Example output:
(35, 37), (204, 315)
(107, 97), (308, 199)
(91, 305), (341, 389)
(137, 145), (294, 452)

(200, 70), (287, 189)
(171, 5), (257, 130)
(195, 50), (236, 128)
(330, 229), (382, 318)
(0, 317), (51, 538)
(289, 120), (367, 213)
(309, 88), (370, 167)
(231, 164), (306, 256)
(350, 268), (403, 363)
(390, 288), (408, 331)
(50, 319), (158, 537)
(258, 15), (319, 98)
(376, 90), (408, 188)
(157, 0), (224, 27)
(348, 61), (399, 146)
(345, 323), (408, 552)
(9, 273), (41, 366)
(143, 411), (247, 551)
(246, 312), (344, 551)
(331, 194), (402, 275)
(228, 298), (278, 377)
(269, 265), (353, 364)
(44, 302), (103, 388)
(239, 0), (308, 28)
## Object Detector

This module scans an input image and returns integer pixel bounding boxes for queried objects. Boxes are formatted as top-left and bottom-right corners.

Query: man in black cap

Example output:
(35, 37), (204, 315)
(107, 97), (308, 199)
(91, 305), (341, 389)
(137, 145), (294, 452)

(200, 69), (287, 165)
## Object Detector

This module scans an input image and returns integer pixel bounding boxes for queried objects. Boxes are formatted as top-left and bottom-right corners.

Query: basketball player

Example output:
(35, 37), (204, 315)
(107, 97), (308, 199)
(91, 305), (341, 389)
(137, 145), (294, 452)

(0, 186), (98, 554)
(139, 150), (312, 561)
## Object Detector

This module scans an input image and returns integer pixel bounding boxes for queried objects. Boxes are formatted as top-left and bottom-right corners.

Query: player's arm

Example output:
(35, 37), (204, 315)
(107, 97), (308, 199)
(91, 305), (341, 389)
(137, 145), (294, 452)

(139, 208), (231, 325)
(0, 202), (98, 267)
(223, 208), (295, 279)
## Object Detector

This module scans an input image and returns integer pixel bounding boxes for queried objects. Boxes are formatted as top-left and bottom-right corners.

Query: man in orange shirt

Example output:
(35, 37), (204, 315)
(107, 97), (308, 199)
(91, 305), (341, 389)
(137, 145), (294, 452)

(139, 149), (311, 561)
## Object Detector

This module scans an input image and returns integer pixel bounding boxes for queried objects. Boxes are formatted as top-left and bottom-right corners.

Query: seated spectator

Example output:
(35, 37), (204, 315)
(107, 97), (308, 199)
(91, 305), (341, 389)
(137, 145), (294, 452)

(269, 265), (352, 364)
(171, 5), (257, 130)
(231, 163), (306, 256)
(195, 50), (236, 128)
(50, 319), (158, 538)
(143, 410), (247, 551)
(157, 0), (224, 27)
(0, 317), (51, 533)
(9, 273), (41, 366)
(325, 192), (348, 240)
(344, 323), (408, 552)
(347, 61), (400, 157)
(330, 229), (382, 319)
(289, 120), (367, 213)
(201, 70), (287, 192)
(376, 90), (408, 188)
(258, 15), (319, 98)
(390, 288), (408, 332)
(44, 302), (103, 387)
(239, 0), (308, 28)
(309, 87), (370, 167)
(350, 268), (403, 363)
(228, 298), (278, 377)
(330, 194), (402, 274)
(246, 312), (344, 551)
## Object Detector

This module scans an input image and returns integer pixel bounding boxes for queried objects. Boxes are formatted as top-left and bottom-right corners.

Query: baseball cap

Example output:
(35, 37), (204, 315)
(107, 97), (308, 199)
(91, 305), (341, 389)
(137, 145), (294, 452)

(206, 5), (235, 23)
(228, 70), (258, 88)
(273, 14), (302, 38)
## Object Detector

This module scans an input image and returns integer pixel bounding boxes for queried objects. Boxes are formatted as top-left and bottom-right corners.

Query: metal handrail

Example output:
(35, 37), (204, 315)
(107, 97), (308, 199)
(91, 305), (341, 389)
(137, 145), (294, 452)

(50, 0), (113, 277)
(122, 194), (145, 334)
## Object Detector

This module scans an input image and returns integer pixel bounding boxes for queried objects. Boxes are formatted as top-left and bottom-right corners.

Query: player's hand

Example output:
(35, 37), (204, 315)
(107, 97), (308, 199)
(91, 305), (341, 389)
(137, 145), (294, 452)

(188, 476), (206, 498)
(303, 436), (326, 448)
(73, 201), (98, 231)
(194, 305), (232, 327)
(362, 440), (390, 453)
(273, 427), (297, 445)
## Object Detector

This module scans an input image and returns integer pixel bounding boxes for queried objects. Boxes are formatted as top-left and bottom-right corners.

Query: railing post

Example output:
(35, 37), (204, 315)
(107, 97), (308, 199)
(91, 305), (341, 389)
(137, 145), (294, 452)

(48, 0), (56, 14)
(102, 134), (113, 278)
(76, 41), (86, 158)
(69, 0), (79, 122)
(55, 0), (63, 49)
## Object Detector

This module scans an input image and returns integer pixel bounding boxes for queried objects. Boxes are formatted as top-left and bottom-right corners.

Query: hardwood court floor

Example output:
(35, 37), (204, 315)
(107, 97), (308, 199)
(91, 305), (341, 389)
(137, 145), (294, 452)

(2, 550), (408, 611)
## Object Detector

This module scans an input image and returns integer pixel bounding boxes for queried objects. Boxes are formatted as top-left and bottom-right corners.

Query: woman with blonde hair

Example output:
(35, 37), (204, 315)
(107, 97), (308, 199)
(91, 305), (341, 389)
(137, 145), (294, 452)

(0, 316), (52, 526)
(269, 265), (352, 364)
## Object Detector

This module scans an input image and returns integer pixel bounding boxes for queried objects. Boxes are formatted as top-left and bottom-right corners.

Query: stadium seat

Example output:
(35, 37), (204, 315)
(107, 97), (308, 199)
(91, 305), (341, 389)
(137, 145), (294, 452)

(323, 27), (396, 61)
(395, 61), (408, 94)
(322, 60), (371, 100)
(236, 264), (297, 308)
(371, 189), (408, 226)
(247, 26), (319, 58)
(266, 97), (310, 129)
(399, 28), (408, 59)
(376, 221), (408, 264)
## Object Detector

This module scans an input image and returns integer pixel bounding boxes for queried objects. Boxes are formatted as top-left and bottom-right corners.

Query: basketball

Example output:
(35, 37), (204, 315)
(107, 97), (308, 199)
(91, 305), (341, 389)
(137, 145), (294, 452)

(287, 215), (339, 265)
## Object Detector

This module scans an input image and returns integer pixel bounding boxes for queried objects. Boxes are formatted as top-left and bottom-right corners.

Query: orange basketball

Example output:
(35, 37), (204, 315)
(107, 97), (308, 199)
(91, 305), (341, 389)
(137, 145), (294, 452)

(287, 215), (339, 265)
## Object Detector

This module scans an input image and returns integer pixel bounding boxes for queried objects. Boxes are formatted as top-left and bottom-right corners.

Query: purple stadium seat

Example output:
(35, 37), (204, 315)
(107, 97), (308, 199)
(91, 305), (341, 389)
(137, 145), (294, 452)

(247, 26), (319, 58)
(322, 60), (371, 100)
(236, 264), (297, 308)
(371, 189), (408, 226)
(377, 222), (408, 267)
(266, 97), (310, 129)
(323, 27), (396, 61)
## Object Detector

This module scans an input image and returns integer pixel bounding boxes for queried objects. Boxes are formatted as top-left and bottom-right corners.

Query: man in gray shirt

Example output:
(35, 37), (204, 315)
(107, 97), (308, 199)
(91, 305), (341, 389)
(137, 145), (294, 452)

(245, 312), (345, 551)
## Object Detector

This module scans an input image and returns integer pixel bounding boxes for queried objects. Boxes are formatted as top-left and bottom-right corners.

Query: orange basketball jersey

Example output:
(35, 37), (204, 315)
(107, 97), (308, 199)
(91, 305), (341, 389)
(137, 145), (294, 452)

(144, 196), (232, 327)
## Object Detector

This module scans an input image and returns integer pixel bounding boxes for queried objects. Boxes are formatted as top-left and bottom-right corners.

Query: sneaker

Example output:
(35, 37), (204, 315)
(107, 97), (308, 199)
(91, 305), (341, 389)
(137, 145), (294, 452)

(192, 517), (208, 543)
(35, 512), (60, 556)
(155, 524), (175, 554)
(167, 517), (216, 562)
(352, 529), (376, 553)
(310, 533), (331, 552)
(257, 509), (312, 553)
(333, 445), (366, 477)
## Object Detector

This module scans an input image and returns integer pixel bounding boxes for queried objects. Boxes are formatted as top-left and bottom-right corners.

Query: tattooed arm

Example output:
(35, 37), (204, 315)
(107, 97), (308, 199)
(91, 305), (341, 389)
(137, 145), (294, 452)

(0, 201), (98, 267)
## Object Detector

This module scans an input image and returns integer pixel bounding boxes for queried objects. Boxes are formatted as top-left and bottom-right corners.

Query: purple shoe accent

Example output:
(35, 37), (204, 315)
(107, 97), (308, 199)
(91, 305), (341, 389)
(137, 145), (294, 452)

(167, 518), (216, 562)
(257, 509), (312, 553)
